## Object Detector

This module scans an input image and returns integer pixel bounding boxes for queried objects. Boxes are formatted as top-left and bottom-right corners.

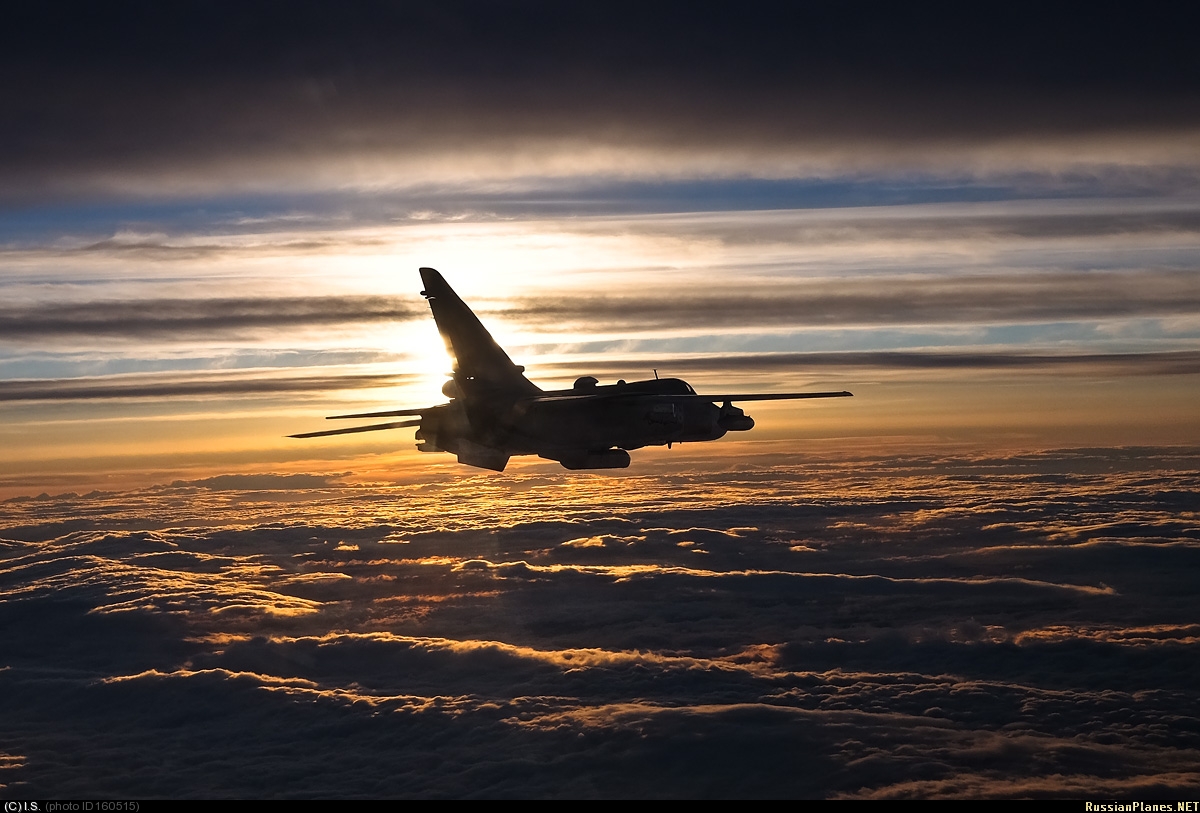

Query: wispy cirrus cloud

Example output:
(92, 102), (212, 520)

(0, 272), (1195, 343)
(511, 270), (1200, 331)
(0, 296), (420, 340)
(2, 349), (1197, 405)
(0, 369), (405, 401)
(539, 350), (1200, 377)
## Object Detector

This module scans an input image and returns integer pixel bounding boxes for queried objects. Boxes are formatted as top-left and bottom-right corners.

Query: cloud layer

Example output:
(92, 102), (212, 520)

(2, 448), (1198, 797)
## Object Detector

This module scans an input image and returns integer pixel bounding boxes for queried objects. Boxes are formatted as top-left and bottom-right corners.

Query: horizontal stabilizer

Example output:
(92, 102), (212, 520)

(289, 419), (420, 438)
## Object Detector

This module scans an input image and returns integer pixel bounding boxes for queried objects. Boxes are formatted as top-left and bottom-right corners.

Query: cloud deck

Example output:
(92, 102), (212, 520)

(2, 448), (1197, 797)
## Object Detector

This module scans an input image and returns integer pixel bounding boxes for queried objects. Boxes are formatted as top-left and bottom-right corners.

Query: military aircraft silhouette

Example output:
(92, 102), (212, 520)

(290, 268), (852, 471)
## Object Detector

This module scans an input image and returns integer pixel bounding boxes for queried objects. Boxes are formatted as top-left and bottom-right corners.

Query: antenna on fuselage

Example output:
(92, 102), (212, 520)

(653, 369), (659, 380)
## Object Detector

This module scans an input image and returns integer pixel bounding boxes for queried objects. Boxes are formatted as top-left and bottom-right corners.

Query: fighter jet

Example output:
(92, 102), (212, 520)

(290, 268), (852, 471)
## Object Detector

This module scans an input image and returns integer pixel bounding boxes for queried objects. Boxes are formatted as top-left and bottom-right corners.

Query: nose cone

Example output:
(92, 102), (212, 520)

(719, 414), (755, 432)
(718, 402), (755, 432)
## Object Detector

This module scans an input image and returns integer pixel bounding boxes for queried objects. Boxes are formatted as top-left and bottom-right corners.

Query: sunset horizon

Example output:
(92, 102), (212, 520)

(2, 2), (1198, 799)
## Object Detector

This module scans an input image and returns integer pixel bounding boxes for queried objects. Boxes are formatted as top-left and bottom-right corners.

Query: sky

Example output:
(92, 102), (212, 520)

(2, 2), (1199, 491)
(2, 1), (1199, 799)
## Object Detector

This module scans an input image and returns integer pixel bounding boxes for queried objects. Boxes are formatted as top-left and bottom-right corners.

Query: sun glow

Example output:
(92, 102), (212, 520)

(381, 318), (455, 409)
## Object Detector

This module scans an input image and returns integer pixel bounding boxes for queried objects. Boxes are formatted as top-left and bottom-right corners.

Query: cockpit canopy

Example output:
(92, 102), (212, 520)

(655, 378), (696, 395)
(616, 377), (696, 395)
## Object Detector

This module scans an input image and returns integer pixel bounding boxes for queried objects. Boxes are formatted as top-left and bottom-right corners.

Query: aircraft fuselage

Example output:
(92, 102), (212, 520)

(415, 377), (740, 469)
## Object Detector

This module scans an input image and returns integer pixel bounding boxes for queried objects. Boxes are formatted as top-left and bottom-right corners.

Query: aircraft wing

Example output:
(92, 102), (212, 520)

(699, 391), (852, 402)
(518, 390), (852, 405)
(325, 407), (436, 420)
(288, 418), (421, 438)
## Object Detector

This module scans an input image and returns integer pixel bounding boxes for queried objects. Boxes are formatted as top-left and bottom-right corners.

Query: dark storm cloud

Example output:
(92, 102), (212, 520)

(0, 295), (420, 340)
(3, 2), (1198, 197)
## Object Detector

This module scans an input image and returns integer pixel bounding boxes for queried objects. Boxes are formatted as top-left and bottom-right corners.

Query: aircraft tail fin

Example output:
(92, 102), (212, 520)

(419, 268), (539, 394)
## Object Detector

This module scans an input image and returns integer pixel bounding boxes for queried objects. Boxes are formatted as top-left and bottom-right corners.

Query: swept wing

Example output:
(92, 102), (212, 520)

(288, 419), (421, 438)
